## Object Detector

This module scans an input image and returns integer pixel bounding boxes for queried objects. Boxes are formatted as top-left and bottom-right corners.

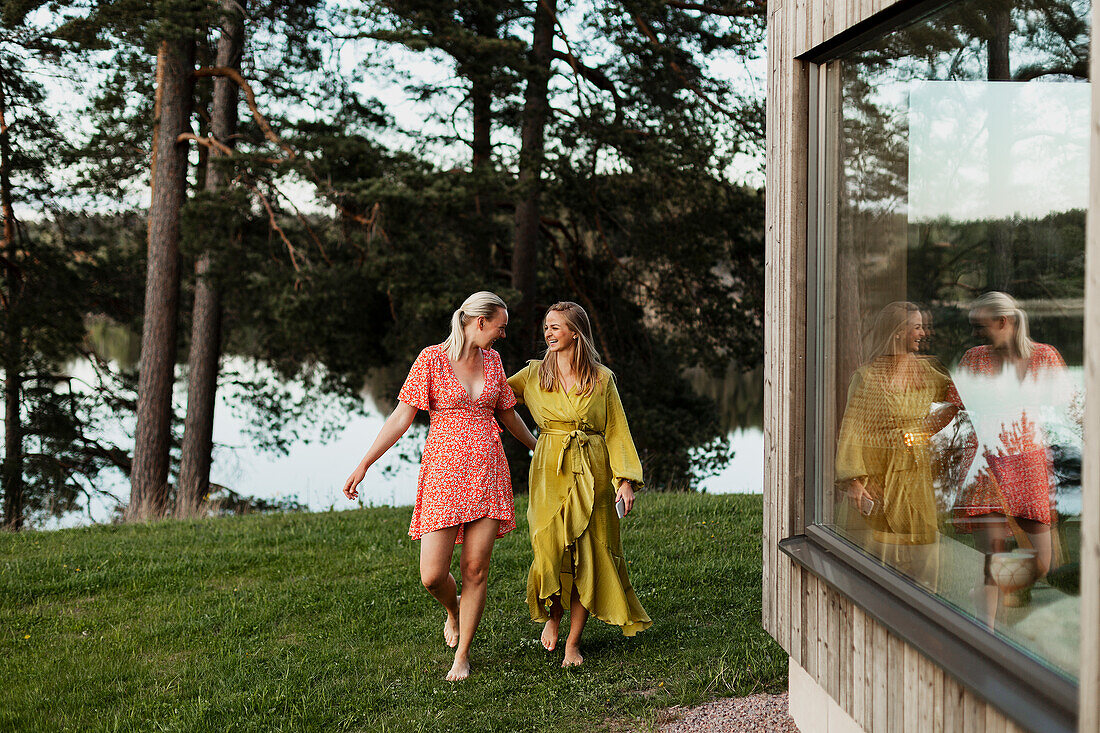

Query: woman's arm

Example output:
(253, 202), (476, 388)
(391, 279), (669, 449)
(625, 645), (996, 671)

(924, 403), (960, 435)
(497, 408), (537, 451)
(343, 401), (419, 499)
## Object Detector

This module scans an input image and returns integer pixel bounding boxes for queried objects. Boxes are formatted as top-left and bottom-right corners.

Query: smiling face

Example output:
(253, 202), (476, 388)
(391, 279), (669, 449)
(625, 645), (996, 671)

(543, 310), (576, 353)
(473, 308), (508, 349)
(902, 311), (924, 353)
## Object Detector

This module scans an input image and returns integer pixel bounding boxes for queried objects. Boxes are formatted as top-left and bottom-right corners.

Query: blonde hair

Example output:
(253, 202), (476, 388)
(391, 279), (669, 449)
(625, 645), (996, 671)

(442, 291), (507, 361)
(866, 301), (921, 361)
(539, 301), (604, 395)
(970, 291), (1034, 360)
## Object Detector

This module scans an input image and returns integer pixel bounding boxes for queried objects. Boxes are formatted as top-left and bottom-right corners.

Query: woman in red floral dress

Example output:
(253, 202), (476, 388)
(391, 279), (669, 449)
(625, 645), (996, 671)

(953, 291), (1073, 625)
(343, 291), (537, 681)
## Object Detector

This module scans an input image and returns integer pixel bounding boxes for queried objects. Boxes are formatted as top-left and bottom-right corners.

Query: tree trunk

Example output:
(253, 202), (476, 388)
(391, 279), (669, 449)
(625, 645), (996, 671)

(986, 1), (1013, 290)
(468, 5), (495, 172)
(462, 9), (499, 273)
(178, 0), (244, 518)
(0, 66), (24, 531)
(2, 351), (20, 531)
(471, 80), (492, 170)
(511, 0), (557, 349)
(128, 36), (196, 521)
(986, 2), (1012, 82)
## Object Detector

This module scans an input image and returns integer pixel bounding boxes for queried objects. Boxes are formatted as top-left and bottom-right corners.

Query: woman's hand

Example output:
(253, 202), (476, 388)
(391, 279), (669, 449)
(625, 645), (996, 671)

(342, 402), (418, 501)
(616, 480), (636, 516)
(846, 478), (873, 513)
(343, 464), (367, 500)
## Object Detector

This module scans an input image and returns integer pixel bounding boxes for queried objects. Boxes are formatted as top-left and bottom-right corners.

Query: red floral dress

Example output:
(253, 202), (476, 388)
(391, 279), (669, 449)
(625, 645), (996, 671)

(954, 343), (1067, 527)
(399, 344), (517, 544)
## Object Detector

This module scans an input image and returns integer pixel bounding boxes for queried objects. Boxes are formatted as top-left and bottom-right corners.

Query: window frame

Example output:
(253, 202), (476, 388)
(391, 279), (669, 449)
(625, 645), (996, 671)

(787, 2), (1086, 729)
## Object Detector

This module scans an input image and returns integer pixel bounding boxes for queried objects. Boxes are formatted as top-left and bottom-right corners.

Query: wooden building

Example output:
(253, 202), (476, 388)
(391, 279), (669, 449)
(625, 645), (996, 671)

(763, 0), (1100, 730)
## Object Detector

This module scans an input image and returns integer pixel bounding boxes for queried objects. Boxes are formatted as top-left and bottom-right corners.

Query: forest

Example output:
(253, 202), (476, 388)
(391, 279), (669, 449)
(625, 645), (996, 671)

(0, 0), (768, 529)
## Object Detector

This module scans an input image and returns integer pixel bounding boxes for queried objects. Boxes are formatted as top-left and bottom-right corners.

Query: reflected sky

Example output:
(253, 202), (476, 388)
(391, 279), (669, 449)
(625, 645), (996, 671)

(909, 81), (1089, 221)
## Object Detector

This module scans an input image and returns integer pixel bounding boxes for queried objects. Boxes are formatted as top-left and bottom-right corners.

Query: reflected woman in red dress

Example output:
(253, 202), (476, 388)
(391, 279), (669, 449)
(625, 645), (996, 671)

(343, 291), (537, 680)
(954, 291), (1070, 625)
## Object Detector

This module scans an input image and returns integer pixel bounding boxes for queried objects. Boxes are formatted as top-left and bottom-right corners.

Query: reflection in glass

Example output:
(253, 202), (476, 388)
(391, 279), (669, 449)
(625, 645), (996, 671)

(818, 0), (1088, 677)
(952, 292), (1077, 626)
(835, 303), (962, 590)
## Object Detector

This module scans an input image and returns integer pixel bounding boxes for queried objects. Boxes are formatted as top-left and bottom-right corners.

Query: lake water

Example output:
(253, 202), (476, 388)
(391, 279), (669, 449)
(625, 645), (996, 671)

(39, 358), (765, 529)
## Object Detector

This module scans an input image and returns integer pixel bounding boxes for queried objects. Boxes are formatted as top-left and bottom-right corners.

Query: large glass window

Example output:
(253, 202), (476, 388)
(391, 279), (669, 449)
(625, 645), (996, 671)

(812, 0), (1089, 679)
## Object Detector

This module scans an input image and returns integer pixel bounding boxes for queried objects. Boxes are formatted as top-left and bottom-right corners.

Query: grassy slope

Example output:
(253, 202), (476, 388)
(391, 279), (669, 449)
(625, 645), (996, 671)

(0, 493), (786, 732)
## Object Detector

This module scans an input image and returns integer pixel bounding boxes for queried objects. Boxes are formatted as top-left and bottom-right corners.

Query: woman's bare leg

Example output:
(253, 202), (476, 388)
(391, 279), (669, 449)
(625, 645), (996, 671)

(972, 518), (1008, 629)
(448, 516), (500, 681)
(562, 584), (588, 667)
(1016, 517), (1053, 578)
(541, 594), (564, 651)
(420, 526), (462, 648)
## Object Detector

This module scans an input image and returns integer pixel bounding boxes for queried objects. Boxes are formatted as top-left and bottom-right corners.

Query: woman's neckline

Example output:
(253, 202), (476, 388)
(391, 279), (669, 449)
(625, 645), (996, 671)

(441, 344), (487, 404)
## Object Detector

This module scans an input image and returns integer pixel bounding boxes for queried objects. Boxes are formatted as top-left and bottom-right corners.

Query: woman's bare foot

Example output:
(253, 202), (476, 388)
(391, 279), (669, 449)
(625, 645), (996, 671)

(541, 615), (561, 651)
(446, 655), (471, 681)
(561, 644), (583, 667)
(443, 595), (460, 647)
(444, 614), (459, 648)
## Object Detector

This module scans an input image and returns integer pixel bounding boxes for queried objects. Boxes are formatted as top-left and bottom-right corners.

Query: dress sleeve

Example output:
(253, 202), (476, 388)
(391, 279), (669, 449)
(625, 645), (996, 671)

(944, 379), (964, 409)
(930, 360), (964, 408)
(507, 361), (533, 406)
(1038, 343), (1068, 371)
(835, 370), (869, 483)
(494, 352), (517, 410)
(604, 376), (645, 490)
(397, 348), (432, 411)
(958, 347), (978, 373)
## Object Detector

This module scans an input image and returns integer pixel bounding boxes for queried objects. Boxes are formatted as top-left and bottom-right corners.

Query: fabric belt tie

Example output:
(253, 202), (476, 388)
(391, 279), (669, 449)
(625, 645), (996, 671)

(541, 421), (603, 477)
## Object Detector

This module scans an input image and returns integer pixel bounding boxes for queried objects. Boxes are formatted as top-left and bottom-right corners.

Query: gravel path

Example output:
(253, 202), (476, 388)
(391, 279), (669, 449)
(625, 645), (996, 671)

(657, 693), (799, 732)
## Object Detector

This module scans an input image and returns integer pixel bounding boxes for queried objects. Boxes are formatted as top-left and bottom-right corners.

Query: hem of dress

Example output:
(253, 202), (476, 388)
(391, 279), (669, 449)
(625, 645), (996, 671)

(954, 508), (1052, 526)
(408, 515), (515, 543)
(528, 587), (652, 637)
(527, 542), (651, 636)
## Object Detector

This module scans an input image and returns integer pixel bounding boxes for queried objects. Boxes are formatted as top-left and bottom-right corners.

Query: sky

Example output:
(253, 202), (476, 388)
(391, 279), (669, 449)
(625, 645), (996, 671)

(20, 3), (765, 220)
(908, 80), (1090, 222)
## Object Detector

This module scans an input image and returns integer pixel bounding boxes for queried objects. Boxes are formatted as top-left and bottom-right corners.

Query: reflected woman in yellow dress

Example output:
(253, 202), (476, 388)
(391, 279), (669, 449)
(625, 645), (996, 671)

(836, 301), (962, 590)
(508, 302), (651, 667)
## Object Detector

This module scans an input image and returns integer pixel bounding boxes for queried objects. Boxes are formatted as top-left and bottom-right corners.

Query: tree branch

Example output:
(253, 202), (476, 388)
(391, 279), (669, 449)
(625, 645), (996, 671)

(193, 68), (383, 244)
(193, 66), (297, 160)
(631, 14), (744, 123)
(264, 177), (333, 266)
(540, 219), (613, 362)
(177, 132), (288, 165)
(240, 179), (302, 272)
(178, 131), (233, 157)
(666, 0), (761, 17)
(550, 49), (623, 122)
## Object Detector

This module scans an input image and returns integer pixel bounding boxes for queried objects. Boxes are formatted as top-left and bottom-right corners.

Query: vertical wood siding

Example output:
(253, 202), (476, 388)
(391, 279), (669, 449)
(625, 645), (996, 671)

(1077, 0), (1100, 728)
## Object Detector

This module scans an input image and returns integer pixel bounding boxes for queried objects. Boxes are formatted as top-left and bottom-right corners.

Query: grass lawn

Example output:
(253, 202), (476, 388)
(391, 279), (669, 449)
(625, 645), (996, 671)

(1, 493), (786, 732)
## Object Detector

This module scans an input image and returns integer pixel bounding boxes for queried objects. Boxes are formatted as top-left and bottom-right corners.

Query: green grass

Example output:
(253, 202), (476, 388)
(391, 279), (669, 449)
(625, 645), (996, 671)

(0, 493), (786, 732)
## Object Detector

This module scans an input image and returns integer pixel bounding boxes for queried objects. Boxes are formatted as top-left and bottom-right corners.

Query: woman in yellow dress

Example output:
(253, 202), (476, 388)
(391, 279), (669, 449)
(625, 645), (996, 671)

(836, 301), (962, 590)
(508, 301), (651, 666)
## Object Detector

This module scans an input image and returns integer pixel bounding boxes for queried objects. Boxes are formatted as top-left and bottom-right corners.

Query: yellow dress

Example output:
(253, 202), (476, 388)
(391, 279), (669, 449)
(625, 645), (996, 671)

(835, 357), (956, 588)
(508, 361), (651, 636)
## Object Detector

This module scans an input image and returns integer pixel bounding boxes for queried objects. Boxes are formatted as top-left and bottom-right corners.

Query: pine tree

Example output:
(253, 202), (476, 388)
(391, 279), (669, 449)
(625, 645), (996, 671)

(177, 0), (245, 517)
(128, 6), (197, 521)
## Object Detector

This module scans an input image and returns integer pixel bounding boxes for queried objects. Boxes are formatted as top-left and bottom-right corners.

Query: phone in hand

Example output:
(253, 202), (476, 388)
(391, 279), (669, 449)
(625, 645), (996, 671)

(616, 496), (627, 518)
(859, 495), (875, 516)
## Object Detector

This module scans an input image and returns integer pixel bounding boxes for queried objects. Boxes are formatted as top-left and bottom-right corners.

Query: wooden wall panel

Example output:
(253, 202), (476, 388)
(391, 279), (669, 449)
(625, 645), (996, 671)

(1078, 0), (1100, 727)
